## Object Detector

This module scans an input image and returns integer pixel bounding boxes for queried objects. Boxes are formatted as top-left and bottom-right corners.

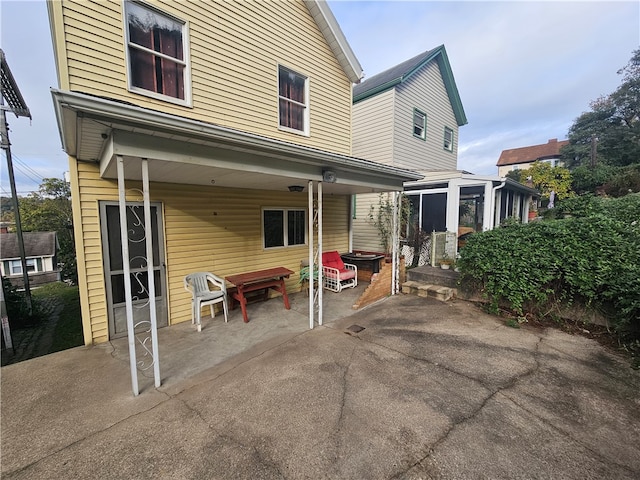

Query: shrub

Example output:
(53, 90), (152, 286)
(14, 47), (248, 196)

(458, 194), (640, 335)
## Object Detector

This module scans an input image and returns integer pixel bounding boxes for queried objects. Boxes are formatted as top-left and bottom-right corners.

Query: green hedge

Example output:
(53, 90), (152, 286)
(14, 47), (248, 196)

(458, 194), (640, 333)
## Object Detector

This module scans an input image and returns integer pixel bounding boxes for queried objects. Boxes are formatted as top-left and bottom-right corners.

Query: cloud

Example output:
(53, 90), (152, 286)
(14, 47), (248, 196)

(330, 0), (639, 174)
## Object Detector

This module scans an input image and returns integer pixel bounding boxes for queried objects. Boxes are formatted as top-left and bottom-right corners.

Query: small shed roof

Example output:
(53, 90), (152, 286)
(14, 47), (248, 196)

(497, 138), (569, 167)
(0, 232), (58, 259)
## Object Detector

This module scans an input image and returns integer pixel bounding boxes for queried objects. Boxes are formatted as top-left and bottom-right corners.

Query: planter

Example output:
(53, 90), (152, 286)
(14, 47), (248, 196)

(528, 211), (537, 220)
(440, 264), (451, 270)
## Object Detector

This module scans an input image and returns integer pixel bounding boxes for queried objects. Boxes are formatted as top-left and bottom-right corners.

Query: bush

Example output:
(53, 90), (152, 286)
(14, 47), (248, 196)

(458, 194), (640, 335)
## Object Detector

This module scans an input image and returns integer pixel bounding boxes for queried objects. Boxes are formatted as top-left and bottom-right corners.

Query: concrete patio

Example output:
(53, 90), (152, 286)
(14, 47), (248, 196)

(2, 288), (639, 479)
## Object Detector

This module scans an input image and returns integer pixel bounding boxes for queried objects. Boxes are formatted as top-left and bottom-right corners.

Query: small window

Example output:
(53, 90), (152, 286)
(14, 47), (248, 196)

(124, 1), (190, 105)
(444, 127), (454, 151)
(413, 109), (426, 140)
(278, 66), (309, 135)
(9, 259), (36, 275)
(263, 208), (306, 248)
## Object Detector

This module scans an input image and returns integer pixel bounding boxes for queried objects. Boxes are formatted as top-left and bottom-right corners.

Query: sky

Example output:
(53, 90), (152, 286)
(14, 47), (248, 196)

(1, 0), (639, 196)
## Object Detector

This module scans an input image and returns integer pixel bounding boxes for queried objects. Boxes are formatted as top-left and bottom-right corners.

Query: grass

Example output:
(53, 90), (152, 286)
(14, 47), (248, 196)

(32, 282), (83, 353)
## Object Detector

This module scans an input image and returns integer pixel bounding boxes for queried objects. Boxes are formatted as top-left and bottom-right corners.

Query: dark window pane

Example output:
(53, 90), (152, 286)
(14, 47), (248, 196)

(288, 210), (305, 245)
(112, 270), (162, 305)
(264, 210), (284, 248)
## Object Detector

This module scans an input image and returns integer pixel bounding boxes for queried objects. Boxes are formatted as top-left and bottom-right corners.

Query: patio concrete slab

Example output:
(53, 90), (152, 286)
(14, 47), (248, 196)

(2, 292), (639, 479)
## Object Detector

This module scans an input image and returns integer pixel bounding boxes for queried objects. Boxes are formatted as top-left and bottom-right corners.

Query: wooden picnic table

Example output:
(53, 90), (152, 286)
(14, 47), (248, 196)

(225, 267), (293, 323)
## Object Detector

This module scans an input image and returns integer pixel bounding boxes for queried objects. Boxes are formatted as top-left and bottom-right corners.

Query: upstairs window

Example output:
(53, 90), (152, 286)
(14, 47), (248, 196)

(278, 66), (309, 135)
(413, 109), (426, 140)
(444, 127), (454, 151)
(263, 208), (306, 248)
(124, 1), (190, 105)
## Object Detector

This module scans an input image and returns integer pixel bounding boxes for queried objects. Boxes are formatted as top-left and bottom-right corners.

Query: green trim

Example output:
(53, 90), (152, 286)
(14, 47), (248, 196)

(353, 78), (402, 104)
(412, 108), (427, 140)
(353, 45), (468, 126)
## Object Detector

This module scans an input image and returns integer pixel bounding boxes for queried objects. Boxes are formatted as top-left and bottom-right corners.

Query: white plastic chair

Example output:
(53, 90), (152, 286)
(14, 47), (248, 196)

(184, 272), (229, 332)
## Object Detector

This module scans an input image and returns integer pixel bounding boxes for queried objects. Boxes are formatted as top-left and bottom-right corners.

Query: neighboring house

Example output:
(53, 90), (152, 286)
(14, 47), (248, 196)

(0, 232), (60, 288)
(351, 45), (539, 260)
(350, 45), (468, 253)
(47, 0), (421, 345)
(497, 138), (569, 177)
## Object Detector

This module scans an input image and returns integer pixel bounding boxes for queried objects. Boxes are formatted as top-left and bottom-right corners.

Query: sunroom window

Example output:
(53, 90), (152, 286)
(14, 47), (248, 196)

(124, 1), (190, 105)
(278, 66), (309, 135)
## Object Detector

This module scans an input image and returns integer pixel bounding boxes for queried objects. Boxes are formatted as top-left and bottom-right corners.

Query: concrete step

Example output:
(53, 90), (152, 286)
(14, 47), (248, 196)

(401, 281), (456, 302)
(406, 265), (459, 289)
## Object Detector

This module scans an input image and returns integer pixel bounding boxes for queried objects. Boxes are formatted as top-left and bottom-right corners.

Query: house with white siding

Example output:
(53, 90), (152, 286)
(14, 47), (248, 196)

(47, 0), (422, 357)
(0, 232), (61, 288)
(351, 45), (538, 261)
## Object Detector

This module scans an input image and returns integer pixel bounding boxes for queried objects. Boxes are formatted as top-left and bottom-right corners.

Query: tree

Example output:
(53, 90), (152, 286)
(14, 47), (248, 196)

(508, 161), (573, 201)
(17, 178), (77, 284)
(562, 49), (640, 168)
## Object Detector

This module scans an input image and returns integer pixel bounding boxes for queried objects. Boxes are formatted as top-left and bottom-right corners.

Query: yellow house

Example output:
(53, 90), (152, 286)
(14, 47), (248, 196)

(47, 0), (422, 356)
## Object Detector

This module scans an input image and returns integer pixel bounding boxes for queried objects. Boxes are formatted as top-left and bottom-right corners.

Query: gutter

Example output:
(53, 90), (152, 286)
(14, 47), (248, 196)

(50, 89), (423, 182)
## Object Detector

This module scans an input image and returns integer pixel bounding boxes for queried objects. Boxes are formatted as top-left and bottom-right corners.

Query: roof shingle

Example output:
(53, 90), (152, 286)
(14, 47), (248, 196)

(0, 232), (58, 259)
(497, 138), (569, 167)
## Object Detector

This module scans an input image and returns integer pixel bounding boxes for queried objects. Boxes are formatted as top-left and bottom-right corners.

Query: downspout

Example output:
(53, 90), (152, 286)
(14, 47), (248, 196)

(490, 179), (507, 230)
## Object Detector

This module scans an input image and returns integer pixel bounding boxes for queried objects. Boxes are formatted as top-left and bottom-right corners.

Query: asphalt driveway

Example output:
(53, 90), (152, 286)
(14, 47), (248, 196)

(2, 294), (639, 479)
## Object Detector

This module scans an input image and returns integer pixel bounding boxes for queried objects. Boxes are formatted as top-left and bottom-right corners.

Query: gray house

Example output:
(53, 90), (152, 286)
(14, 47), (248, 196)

(0, 232), (60, 288)
(351, 45), (467, 254)
(351, 45), (538, 262)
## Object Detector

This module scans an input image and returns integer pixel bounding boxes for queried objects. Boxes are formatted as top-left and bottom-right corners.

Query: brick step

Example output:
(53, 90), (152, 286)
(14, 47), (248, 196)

(401, 281), (456, 302)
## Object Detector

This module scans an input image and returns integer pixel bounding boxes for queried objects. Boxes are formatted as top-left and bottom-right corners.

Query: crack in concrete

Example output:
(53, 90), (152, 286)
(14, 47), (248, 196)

(368, 334), (545, 479)
(175, 396), (286, 478)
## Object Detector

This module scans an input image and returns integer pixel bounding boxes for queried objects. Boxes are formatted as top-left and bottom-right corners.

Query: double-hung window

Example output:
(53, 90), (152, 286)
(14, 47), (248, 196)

(413, 109), (426, 140)
(278, 66), (309, 135)
(444, 127), (454, 151)
(9, 258), (37, 275)
(124, 1), (190, 105)
(263, 208), (306, 248)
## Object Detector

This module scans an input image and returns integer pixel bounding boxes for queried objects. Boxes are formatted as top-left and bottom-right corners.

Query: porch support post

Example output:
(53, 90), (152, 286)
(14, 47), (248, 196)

(483, 181), (493, 231)
(117, 155), (139, 396)
(318, 181), (323, 326)
(141, 159), (161, 388)
(391, 191), (400, 295)
(308, 181), (314, 330)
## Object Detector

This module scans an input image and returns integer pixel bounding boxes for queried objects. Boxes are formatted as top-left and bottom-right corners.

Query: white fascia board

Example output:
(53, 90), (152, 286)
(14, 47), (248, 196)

(304, 0), (363, 83)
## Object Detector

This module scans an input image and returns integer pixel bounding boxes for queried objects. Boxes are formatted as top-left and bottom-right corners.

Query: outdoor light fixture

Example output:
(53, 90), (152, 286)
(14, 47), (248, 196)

(322, 170), (337, 183)
(288, 185), (304, 192)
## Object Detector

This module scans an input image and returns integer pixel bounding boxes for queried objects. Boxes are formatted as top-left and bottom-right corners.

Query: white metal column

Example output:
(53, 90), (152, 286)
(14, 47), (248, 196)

(117, 156), (161, 396)
(142, 159), (161, 387)
(391, 191), (400, 295)
(117, 156), (139, 396)
(308, 181), (314, 329)
(317, 181), (323, 326)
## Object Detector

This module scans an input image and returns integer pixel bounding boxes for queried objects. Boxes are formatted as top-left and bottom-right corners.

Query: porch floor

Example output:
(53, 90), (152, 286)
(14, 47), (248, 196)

(108, 283), (369, 394)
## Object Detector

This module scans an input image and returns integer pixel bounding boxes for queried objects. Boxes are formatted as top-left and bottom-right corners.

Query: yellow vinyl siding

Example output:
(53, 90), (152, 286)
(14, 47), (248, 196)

(51, 0), (352, 155)
(74, 162), (350, 343)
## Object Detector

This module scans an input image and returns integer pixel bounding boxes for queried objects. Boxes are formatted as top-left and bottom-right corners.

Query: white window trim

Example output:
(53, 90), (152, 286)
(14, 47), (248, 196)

(277, 65), (310, 136)
(9, 258), (37, 275)
(413, 108), (426, 140)
(262, 207), (307, 249)
(122, 0), (192, 107)
(444, 127), (454, 151)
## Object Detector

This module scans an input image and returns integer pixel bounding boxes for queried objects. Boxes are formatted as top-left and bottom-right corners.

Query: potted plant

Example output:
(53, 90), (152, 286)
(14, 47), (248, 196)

(440, 254), (453, 270)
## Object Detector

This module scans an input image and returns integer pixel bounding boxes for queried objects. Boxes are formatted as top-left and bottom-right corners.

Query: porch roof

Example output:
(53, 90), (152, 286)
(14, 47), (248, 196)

(50, 89), (422, 195)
